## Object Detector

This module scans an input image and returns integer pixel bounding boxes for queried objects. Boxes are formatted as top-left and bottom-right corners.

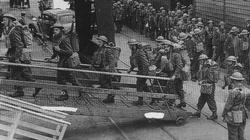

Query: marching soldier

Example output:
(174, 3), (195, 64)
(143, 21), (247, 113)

(224, 26), (240, 58)
(193, 59), (219, 120)
(133, 42), (153, 106)
(3, 14), (41, 97)
(138, 3), (146, 35)
(222, 72), (249, 140)
(45, 23), (82, 101)
(222, 56), (237, 90)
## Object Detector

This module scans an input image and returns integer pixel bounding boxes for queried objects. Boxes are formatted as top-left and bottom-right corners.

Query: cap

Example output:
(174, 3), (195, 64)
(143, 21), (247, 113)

(198, 54), (208, 60)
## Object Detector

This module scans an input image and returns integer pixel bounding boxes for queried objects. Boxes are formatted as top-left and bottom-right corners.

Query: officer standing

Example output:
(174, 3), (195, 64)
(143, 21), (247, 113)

(193, 59), (219, 120)
(222, 72), (249, 140)
(45, 23), (82, 101)
(3, 14), (41, 97)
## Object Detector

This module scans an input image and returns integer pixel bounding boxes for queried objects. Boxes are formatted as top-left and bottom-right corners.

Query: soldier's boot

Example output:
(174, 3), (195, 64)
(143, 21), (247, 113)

(133, 97), (143, 106)
(207, 112), (218, 120)
(10, 91), (24, 98)
(55, 90), (69, 101)
(192, 111), (201, 118)
(103, 94), (115, 104)
(33, 88), (42, 97)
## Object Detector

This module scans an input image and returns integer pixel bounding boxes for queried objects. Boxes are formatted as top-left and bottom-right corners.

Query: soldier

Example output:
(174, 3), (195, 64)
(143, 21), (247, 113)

(190, 28), (204, 81)
(224, 26), (240, 58)
(127, 39), (139, 73)
(148, 9), (157, 40)
(179, 13), (189, 33)
(45, 23), (82, 101)
(3, 14), (41, 97)
(101, 40), (119, 104)
(157, 10), (169, 39)
(133, 42), (153, 106)
(19, 11), (26, 25)
(246, 18), (250, 33)
(114, 2), (124, 33)
(170, 41), (186, 108)
(138, 3), (146, 35)
(187, 18), (196, 32)
(238, 30), (250, 67)
(213, 21), (227, 66)
(204, 20), (215, 58)
(222, 72), (249, 140)
(38, 0), (52, 16)
(0, 9), (3, 41)
(222, 56), (237, 90)
(193, 59), (219, 120)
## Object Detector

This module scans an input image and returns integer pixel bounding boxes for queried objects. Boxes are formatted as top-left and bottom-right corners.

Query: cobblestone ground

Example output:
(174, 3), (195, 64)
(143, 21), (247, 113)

(0, 0), (249, 140)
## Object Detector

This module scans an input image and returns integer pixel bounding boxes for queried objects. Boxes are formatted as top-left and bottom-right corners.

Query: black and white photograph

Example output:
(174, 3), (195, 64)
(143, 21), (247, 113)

(0, 0), (249, 139)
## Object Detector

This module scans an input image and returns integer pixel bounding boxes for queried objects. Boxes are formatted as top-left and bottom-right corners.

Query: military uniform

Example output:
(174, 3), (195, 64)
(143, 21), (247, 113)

(190, 33), (204, 81)
(6, 22), (41, 97)
(223, 86), (249, 140)
(158, 13), (169, 39)
(224, 27), (241, 58)
(50, 35), (82, 101)
(204, 26), (216, 58)
(133, 43), (153, 105)
(114, 4), (124, 33)
(213, 26), (226, 64)
(194, 60), (219, 119)
(170, 50), (186, 107)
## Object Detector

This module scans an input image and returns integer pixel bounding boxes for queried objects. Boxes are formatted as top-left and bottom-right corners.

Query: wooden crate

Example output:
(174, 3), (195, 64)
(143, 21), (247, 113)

(0, 96), (70, 140)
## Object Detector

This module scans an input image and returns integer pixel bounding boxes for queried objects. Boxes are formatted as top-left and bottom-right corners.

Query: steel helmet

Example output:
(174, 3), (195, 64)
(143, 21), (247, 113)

(127, 39), (138, 45)
(230, 72), (245, 81)
(235, 63), (243, 68)
(199, 54), (208, 60)
(226, 56), (237, 62)
(97, 35), (108, 43)
(156, 36), (165, 42)
(205, 59), (213, 66)
(51, 23), (64, 29)
(178, 32), (188, 40)
(211, 61), (218, 67)
(3, 13), (16, 21)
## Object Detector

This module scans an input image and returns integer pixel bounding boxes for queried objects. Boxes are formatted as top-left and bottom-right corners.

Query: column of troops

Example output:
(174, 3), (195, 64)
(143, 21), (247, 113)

(112, 1), (249, 139)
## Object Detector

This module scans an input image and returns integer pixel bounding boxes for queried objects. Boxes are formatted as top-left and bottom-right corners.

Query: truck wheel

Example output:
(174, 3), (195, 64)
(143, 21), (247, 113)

(175, 116), (185, 126)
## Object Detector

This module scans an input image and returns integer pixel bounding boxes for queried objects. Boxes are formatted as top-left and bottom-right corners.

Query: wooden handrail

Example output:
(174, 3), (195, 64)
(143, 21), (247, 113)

(0, 61), (172, 81)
